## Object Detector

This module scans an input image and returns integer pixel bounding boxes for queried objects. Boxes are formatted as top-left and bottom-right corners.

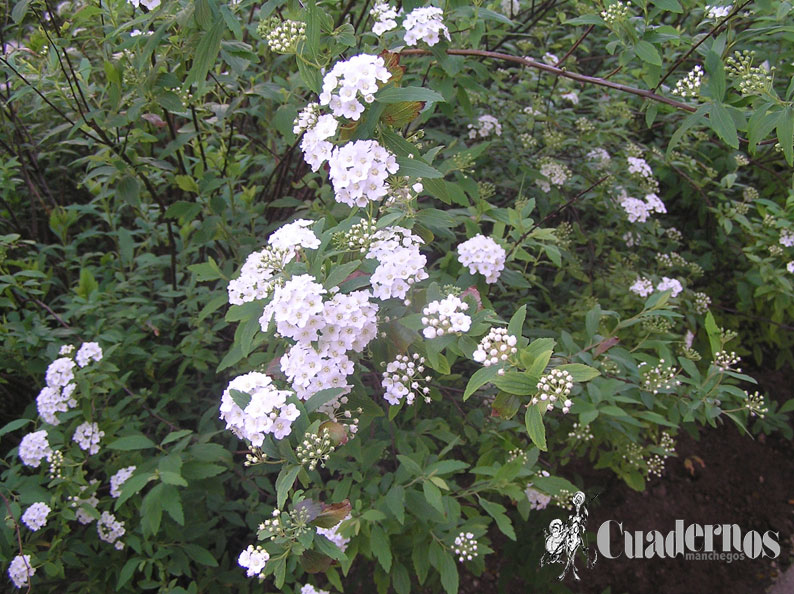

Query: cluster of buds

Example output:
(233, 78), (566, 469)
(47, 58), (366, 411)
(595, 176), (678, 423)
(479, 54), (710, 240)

(621, 442), (644, 468)
(507, 448), (529, 463)
(333, 219), (378, 255)
(421, 295), (471, 339)
(244, 447), (270, 467)
(672, 65), (704, 98)
(731, 201), (750, 216)
(382, 353), (432, 406)
(576, 116), (596, 133)
(296, 428), (336, 471)
(641, 315), (673, 334)
(693, 291), (711, 314)
(601, 0), (631, 24)
(665, 227), (683, 242)
(258, 505), (313, 541)
(293, 103), (320, 135)
(659, 431), (676, 457)
(656, 252), (688, 269)
(452, 532), (479, 562)
(384, 177), (424, 208)
(769, 245), (784, 257)
(473, 328), (518, 369)
(567, 423), (594, 442)
(713, 350), (741, 372)
(639, 359), (681, 393)
(744, 391), (768, 418)
(743, 186), (759, 202)
(48, 449), (64, 479)
(555, 489), (575, 510)
(532, 369), (574, 413)
(478, 181), (496, 201)
(258, 17), (306, 53)
(725, 50), (774, 96)
(519, 132), (538, 150)
(647, 454), (666, 477)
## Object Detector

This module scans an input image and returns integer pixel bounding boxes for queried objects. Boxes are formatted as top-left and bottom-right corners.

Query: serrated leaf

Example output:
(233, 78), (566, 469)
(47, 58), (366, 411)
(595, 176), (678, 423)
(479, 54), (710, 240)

(709, 103), (738, 148)
(395, 155), (443, 179)
(108, 435), (157, 451)
(276, 465), (301, 509)
(376, 86), (445, 104)
(370, 525), (392, 571)
(117, 558), (141, 590)
(423, 480), (445, 515)
(305, 388), (346, 413)
(0, 418), (30, 438)
(704, 311), (721, 358)
(381, 101), (424, 127)
(557, 363), (600, 382)
(183, 544), (218, 567)
(185, 20), (224, 88)
(385, 485), (405, 524)
(635, 41), (662, 66)
(493, 371), (537, 395)
(479, 498), (516, 540)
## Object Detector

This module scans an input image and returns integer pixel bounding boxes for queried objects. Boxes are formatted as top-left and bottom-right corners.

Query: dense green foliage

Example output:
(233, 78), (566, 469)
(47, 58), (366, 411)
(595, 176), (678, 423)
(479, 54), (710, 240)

(1, 0), (793, 592)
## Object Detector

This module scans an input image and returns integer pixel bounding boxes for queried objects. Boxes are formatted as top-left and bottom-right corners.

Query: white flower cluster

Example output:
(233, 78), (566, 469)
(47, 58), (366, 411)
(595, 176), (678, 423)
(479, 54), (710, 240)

(368, 226), (429, 301)
(627, 156), (653, 178)
(587, 147), (611, 169)
(260, 274), (327, 340)
(73, 422), (104, 455)
(473, 328), (518, 367)
(8, 555), (34, 589)
(109, 466), (137, 498)
(76, 342), (103, 367)
(560, 90), (579, 105)
(370, 2), (400, 35)
(403, 7), (450, 46)
(525, 486), (552, 510)
(382, 353), (432, 406)
(36, 384), (76, 426)
(601, 0), (631, 23)
(618, 192), (667, 223)
(421, 295), (472, 339)
(532, 369), (574, 413)
(281, 342), (355, 401)
(327, 140), (400, 207)
(69, 482), (99, 524)
(656, 276), (683, 297)
(787, 261), (794, 274)
(630, 277), (654, 297)
(779, 230), (794, 247)
(639, 359), (681, 393)
(300, 112), (338, 171)
(537, 158), (571, 192)
(293, 102), (320, 135)
(705, 4), (731, 19)
(21, 502), (51, 532)
(456, 234), (506, 283)
(316, 516), (351, 552)
(239, 544), (269, 578)
(220, 372), (300, 445)
(264, 19), (306, 53)
(301, 585), (330, 594)
(543, 52), (558, 65)
(128, 0), (160, 10)
(453, 532), (479, 562)
(744, 390), (768, 417)
(673, 65), (704, 98)
(713, 350), (741, 372)
(97, 511), (125, 549)
(319, 54), (391, 121)
(18, 430), (52, 468)
(269, 219), (322, 253)
(45, 356), (74, 388)
(501, 0), (520, 15)
(467, 115), (502, 139)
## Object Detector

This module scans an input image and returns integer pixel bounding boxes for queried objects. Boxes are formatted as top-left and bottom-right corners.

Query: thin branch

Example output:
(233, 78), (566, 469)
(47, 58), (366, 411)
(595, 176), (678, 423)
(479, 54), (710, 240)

(555, 25), (594, 69)
(0, 490), (32, 593)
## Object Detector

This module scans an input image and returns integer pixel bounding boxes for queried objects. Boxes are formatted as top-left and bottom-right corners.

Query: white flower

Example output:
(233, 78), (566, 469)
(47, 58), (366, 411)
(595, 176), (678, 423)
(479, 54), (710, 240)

(787, 261), (794, 274)
(473, 328), (518, 367)
(532, 369), (575, 413)
(45, 357), (75, 388)
(370, 2), (400, 35)
(128, 0), (160, 9)
(542, 52), (558, 65)
(560, 90), (578, 105)
(705, 4), (731, 19)
(383, 353), (431, 406)
(629, 277), (654, 297)
(220, 372), (300, 446)
(58, 344), (75, 356)
(260, 274), (327, 340)
(75, 341), (103, 367)
(280, 342), (354, 402)
(673, 65), (704, 98)
(422, 295), (471, 338)
(238, 544), (269, 578)
(467, 115), (502, 139)
(21, 502), (51, 532)
(316, 515), (351, 552)
(456, 234), (506, 283)
(779, 230), (794, 247)
(656, 277), (683, 297)
(37, 382), (77, 425)
(403, 7), (450, 46)
(97, 511), (125, 546)
(627, 156), (653, 178)
(18, 430), (52, 468)
(538, 158), (571, 188)
(8, 555), (35, 589)
(319, 54), (391, 121)
(327, 140), (399, 207)
(227, 245), (293, 305)
(525, 486), (551, 510)
(587, 148), (611, 169)
(368, 227), (429, 300)
(110, 466), (137, 498)
(268, 219), (321, 252)
(69, 481), (99, 525)
(72, 422), (104, 455)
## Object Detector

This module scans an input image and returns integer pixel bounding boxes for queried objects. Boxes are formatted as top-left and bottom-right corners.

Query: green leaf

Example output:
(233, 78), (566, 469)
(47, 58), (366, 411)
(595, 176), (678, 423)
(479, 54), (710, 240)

(507, 305), (526, 338)
(704, 311), (721, 358)
(160, 485), (184, 525)
(385, 485), (405, 524)
(376, 86), (445, 104)
(229, 389), (251, 410)
(493, 371), (537, 395)
(479, 498), (516, 540)
(276, 465), (301, 509)
(704, 51), (725, 102)
(423, 480), (445, 515)
(117, 558), (141, 590)
(315, 534), (347, 561)
(557, 363), (600, 382)
(305, 388), (346, 413)
(634, 41), (662, 66)
(141, 484), (164, 536)
(491, 392), (521, 419)
(437, 551), (459, 594)
(667, 104), (710, 156)
(183, 544), (218, 567)
(116, 472), (155, 509)
(0, 418), (30, 438)
(325, 260), (361, 288)
(160, 471), (188, 487)
(161, 429), (193, 446)
(709, 103), (739, 148)
(185, 20), (225, 88)
(370, 525), (392, 572)
(525, 405), (547, 451)
(651, 0), (682, 12)
(463, 364), (500, 400)
(776, 107), (794, 166)
(395, 155), (443, 179)
(108, 435), (157, 451)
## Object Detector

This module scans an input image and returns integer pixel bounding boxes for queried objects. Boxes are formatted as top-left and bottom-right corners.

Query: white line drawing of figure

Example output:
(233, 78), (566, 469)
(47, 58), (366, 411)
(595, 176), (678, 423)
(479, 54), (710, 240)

(540, 491), (597, 581)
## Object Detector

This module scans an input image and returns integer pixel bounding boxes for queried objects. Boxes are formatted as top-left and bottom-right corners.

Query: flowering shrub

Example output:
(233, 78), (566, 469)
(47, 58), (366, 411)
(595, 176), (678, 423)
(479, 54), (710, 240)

(1, 0), (793, 592)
